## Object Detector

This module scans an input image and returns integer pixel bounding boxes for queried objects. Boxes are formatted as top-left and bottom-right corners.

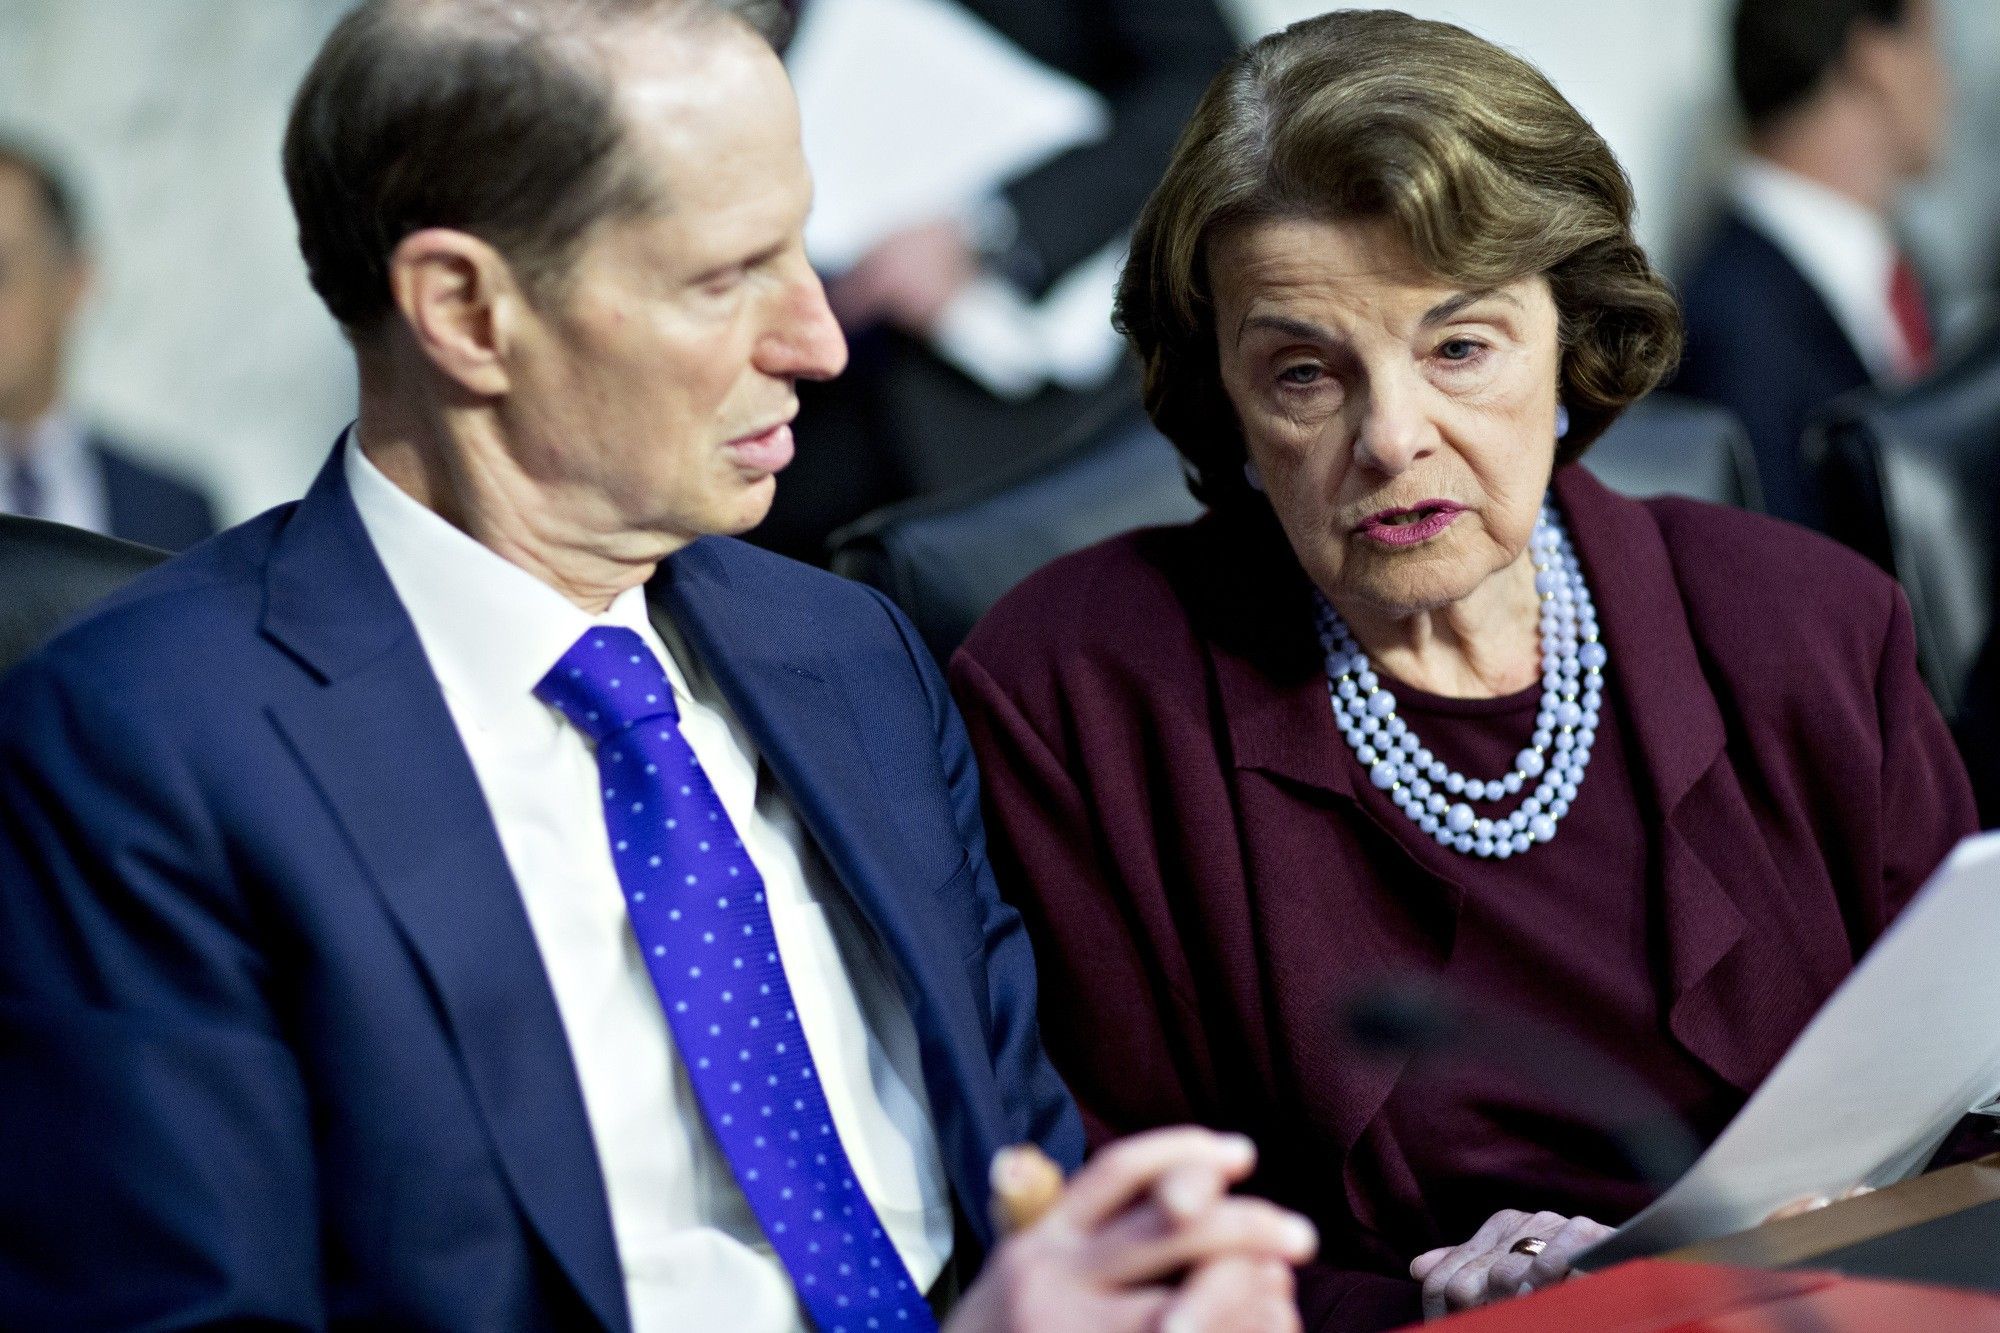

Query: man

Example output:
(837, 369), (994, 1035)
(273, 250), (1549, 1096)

(0, 139), (218, 550)
(1674, 0), (1950, 530)
(0, 2), (1311, 1329)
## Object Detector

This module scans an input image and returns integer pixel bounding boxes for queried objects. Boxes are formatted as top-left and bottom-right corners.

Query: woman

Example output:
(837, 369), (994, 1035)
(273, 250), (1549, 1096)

(948, 10), (1979, 1330)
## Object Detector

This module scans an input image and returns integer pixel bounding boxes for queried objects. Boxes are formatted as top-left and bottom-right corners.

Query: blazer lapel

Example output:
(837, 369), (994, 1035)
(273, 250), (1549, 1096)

(261, 449), (629, 1333)
(1556, 465), (1837, 1091)
(652, 542), (1013, 1211)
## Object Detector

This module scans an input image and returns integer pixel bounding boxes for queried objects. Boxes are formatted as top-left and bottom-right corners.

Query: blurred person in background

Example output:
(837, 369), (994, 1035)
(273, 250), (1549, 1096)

(0, 138), (217, 550)
(755, 0), (1239, 564)
(1674, 0), (1950, 531)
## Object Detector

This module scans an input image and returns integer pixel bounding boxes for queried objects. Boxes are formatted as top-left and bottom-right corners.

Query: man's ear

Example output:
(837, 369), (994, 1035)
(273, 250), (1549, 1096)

(1841, 18), (1905, 107)
(386, 228), (524, 397)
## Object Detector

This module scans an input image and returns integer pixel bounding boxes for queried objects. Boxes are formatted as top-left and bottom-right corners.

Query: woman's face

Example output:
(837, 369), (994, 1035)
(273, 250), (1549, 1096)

(1211, 215), (1562, 621)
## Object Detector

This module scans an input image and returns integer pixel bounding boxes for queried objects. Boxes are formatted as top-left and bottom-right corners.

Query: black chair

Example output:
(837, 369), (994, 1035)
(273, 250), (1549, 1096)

(0, 515), (170, 676)
(832, 391), (1760, 665)
(1578, 391), (1762, 512)
(1814, 319), (2000, 822)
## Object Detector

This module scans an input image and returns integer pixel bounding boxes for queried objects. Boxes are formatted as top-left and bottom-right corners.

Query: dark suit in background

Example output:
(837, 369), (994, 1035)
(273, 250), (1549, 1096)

(759, 0), (1239, 563)
(1672, 212), (1873, 531)
(92, 431), (219, 551)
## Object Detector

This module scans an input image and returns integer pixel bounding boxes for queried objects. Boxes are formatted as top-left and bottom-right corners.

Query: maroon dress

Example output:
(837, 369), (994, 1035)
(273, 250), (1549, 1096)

(949, 464), (1979, 1332)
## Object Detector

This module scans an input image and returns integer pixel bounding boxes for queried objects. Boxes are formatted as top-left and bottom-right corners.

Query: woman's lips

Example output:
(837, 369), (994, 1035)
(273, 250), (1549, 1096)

(723, 422), (795, 475)
(1356, 502), (1465, 547)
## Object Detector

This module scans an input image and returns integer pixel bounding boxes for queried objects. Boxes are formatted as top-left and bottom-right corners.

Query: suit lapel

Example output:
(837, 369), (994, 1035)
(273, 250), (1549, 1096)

(261, 449), (629, 1333)
(653, 542), (1012, 1205)
(1556, 465), (1837, 1090)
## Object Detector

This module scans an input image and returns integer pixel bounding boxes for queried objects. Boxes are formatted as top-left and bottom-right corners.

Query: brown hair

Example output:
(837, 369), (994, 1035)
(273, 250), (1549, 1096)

(282, 0), (784, 335)
(1116, 9), (1682, 511)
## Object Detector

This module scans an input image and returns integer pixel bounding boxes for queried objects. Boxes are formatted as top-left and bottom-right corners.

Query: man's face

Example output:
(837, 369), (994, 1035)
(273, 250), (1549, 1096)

(0, 164), (85, 433)
(1874, 0), (1951, 179)
(499, 22), (846, 547)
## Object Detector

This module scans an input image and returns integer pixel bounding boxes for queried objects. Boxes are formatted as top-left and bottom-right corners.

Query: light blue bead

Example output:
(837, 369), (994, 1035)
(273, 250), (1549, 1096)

(1529, 814), (1557, 842)
(1556, 731), (1575, 751)
(1367, 690), (1396, 718)
(1414, 748), (1434, 770)
(1517, 748), (1545, 778)
(1537, 709), (1556, 731)
(1511, 832), (1533, 853)
(1357, 744), (1378, 766)
(1426, 792), (1447, 814)
(1451, 833), (1474, 853)
(1360, 715), (1381, 735)
(1369, 761), (1396, 789)
(1385, 716), (1408, 739)
(1494, 841), (1514, 860)
(1446, 803), (1475, 833)
(1420, 814), (1441, 834)
(1474, 837), (1496, 857)
(1445, 772), (1466, 795)
(1534, 569), (1560, 595)
(1398, 762), (1418, 784)
(1336, 678), (1358, 700)
(1579, 642), (1607, 669)
(1521, 796), (1542, 816)
(1473, 818), (1494, 840)
(1573, 745), (1592, 768)
(1556, 700), (1583, 727)
(1502, 771), (1524, 794)
(1464, 779), (1487, 801)
(1549, 797), (1570, 819)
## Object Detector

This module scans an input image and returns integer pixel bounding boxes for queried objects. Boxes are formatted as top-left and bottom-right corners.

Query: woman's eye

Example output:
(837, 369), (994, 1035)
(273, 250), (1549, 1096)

(1276, 363), (1324, 386)
(1437, 338), (1484, 363)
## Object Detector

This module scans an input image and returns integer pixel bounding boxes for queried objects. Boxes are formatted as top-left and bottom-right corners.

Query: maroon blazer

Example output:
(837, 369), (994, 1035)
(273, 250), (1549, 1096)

(949, 464), (1978, 1331)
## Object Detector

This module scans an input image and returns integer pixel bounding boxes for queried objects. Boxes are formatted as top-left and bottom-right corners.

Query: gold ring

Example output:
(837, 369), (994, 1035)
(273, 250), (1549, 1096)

(1509, 1237), (1548, 1257)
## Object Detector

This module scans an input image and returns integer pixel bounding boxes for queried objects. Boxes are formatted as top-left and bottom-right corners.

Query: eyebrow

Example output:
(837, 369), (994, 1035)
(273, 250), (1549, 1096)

(1235, 288), (1522, 346)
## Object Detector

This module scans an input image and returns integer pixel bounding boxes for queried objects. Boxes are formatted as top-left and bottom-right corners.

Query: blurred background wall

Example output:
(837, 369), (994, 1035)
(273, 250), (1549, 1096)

(2, 0), (1995, 523)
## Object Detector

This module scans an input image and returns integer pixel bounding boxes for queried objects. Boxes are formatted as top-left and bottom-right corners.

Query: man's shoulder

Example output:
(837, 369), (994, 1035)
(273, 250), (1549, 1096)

(8, 507), (291, 709)
(683, 535), (908, 635)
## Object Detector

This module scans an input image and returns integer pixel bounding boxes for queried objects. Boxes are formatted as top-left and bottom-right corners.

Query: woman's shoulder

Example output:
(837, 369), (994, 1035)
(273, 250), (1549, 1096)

(959, 519), (1218, 675)
(1637, 493), (1904, 653)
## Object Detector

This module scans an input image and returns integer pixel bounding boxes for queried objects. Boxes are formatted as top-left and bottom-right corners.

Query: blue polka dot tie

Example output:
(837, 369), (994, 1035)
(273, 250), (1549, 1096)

(537, 627), (937, 1333)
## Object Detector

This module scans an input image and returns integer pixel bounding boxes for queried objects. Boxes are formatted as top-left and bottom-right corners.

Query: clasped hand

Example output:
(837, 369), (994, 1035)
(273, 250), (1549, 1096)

(947, 1127), (1318, 1333)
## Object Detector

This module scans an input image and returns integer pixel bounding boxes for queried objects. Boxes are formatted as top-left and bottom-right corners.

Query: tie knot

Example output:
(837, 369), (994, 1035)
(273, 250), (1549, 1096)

(536, 626), (678, 743)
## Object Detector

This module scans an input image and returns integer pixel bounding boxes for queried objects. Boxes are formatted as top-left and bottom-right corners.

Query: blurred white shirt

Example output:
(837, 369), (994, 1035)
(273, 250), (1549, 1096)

(344, 433), (953, 1333)
(0, 409), (107, 533)
(1731, 158), (1917, 382)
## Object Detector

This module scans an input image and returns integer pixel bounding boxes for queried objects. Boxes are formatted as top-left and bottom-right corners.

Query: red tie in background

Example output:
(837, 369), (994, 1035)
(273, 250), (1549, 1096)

(1888, 253), (1935, 378)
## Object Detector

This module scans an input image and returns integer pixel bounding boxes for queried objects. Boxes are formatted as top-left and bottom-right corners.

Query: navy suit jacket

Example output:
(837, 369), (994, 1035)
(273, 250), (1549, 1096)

(92, 433), (219, 552)
(0, 445), (1083, 1330)
(1671, 211), (1875, 531)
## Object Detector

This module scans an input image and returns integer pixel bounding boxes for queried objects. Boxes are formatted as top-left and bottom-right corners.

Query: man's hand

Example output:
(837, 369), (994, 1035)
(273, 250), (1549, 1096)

(825, 217), (979, 337)
(1409, 1209), (1611, 1321)
(944, 1128), (1316, 1333)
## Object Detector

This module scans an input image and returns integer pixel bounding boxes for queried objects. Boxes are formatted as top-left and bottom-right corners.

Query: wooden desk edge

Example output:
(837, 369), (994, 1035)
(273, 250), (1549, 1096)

(1664, 1153), (2000, 1268)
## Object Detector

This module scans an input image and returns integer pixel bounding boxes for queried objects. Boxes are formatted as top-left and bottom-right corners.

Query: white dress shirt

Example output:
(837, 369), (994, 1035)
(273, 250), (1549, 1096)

(344, 435), (953, 1333)
(1730, 158), (1918, 383)
(0, 409), (108, 533)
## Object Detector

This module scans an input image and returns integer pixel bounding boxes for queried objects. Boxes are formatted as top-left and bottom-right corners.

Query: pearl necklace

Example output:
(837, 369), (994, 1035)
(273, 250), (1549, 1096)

(1314, 502), (1606, 858)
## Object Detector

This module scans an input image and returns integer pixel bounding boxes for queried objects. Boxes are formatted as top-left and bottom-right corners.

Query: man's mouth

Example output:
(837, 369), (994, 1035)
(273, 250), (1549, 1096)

(723, 419), (797, 476)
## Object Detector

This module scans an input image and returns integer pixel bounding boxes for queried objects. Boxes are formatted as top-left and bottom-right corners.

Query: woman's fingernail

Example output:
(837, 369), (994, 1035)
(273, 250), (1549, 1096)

(1222, 1133), (1256, 1166)
(1283, 1216), (1318, 1254)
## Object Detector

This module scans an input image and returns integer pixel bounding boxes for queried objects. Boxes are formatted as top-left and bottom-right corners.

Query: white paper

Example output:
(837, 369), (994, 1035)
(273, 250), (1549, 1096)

(928, 236), (1129, 399)
(1579, 830), (2000, 1268)
(788, 0), (1110, 273)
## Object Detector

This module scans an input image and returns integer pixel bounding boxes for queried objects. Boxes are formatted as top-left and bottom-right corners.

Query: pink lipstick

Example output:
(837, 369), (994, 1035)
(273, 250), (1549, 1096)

(1356, 501), (1465, 547)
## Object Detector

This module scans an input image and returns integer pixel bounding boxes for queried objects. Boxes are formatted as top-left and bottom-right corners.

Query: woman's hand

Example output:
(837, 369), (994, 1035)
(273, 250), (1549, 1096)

(1409, 1209), (1612, 1320)
(945, 1128), (1317, 1333)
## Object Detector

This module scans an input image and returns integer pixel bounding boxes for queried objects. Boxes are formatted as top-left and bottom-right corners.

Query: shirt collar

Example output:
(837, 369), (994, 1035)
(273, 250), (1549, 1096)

(343, 429), (693, 728)
(4, 407), (87, 470)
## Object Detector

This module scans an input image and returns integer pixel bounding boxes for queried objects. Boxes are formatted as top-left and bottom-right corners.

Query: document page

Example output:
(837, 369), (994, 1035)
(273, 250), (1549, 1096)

(1580, 830), (2000, 1267)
